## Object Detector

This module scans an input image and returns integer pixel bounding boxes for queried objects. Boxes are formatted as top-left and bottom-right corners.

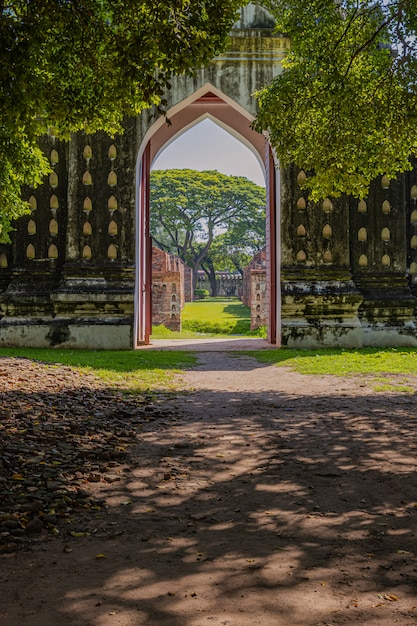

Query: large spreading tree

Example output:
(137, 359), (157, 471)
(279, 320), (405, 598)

(255, 0), (417, 200)
(0, 0), (241, 241)
(150, 169), (266, 293)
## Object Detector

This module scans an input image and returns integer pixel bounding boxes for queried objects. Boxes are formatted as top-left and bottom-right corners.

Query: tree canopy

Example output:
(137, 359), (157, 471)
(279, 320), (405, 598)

(0, 0), (241, 241)
(255, 0), (417, 200)
(150, 169), (266, 292)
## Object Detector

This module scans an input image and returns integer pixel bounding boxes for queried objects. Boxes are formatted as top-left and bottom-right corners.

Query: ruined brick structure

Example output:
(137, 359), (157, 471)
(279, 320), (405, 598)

(242, 249), (268, 330)
(1, 3), (417, 349)
(151, 247), (191, 331)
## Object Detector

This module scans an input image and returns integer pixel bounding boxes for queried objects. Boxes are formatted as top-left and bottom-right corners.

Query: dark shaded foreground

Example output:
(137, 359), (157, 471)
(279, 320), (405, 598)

(1, 355), (417, 626)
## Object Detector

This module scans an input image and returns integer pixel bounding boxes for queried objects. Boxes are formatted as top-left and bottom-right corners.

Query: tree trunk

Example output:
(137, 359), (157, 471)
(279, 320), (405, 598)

(202, 261), (217, 296)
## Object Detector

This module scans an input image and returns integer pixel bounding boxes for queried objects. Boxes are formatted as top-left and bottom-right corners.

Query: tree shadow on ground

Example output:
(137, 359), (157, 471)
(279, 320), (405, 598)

(1, 378), (417, 625)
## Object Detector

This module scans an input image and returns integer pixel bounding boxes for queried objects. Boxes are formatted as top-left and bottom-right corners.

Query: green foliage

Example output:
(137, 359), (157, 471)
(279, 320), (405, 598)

(150, 169), (266, 283)
(255, 1), (417, 200)
(0, 347), (197, 392)
(150, 324), (205, 339)
(194, 288), (210, 299)
(0, 1), (242, 241)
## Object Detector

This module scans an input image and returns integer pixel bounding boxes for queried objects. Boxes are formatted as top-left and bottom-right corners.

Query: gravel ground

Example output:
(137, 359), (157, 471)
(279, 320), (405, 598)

(1, 353), (417, 626)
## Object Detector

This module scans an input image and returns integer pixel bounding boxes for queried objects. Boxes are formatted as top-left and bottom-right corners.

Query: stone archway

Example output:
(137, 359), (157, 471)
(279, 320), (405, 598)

(134, 84), (280, 346)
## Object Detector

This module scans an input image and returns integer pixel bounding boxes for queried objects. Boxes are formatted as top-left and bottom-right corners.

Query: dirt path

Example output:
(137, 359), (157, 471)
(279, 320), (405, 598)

(1, 352), (417, 626)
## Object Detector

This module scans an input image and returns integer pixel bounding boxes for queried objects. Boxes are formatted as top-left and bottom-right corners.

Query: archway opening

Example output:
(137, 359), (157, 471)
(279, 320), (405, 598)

(150, 118), (268, 337)
(134, 87), (280, 347)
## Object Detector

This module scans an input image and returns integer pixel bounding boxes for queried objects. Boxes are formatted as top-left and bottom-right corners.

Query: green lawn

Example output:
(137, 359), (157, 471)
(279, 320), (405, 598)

(151, 297), (266, 338)
(0, 347), (197, 393)
(244, 347), (417, 392)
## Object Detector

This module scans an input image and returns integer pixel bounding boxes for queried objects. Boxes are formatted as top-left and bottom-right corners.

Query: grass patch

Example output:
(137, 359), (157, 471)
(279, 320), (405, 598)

(152, 297), (264, 337)
(243, 347), (417, 391)
(182, 297), (251, 334)
(0, 347), (197, 393)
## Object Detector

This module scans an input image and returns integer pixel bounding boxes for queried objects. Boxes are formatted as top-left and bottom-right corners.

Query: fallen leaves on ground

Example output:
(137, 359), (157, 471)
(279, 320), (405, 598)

(0, 357), (168, 552)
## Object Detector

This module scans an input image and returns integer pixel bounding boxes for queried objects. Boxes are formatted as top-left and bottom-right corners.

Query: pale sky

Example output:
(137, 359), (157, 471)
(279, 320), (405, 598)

(152, 119), (266, 188)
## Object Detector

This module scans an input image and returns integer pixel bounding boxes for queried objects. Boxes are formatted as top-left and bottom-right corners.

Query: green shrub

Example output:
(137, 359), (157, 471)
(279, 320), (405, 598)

(194, 288), (210, 299)
(183, 318), (251, 335)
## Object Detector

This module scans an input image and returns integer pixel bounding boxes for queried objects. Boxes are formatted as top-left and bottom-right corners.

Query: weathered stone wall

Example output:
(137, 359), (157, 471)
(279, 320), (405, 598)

(279, 164), (417, 348)
(0, 127), (137, 348)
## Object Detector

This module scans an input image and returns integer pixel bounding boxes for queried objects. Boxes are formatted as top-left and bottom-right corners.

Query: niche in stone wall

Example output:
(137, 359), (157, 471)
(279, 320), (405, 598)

(358, 228), (367, 242)
(108, 196), (117, 213)
(297, 170), (307, 185)
(296, 197), (306, 211)
(108, 220), (118, 235)
(83, 145), (92, 160)
(381, 227), (390, 241)
(323, 250), (332, 263)
(48, 244), (58, 259)
(382, 200), (391, 215)
(322, 224), (332, 239)
(29, 195), (37, 211)
(108, 171), (117, 187)
(0, 253), (8, 268)
(381, 175), (390, 189)
(26, 244), (35, 259)
(108, 244), (117, 260)
(27, 219), (36, 235)
(49, 219), (58, 236)
(358, 254), (368, 268)
(322, 198), (333, 213)
(83, 171), (92, 186)
(382, 254), (391, 267)
(50, 195), (59, 210)
(358, 199), (367, 213)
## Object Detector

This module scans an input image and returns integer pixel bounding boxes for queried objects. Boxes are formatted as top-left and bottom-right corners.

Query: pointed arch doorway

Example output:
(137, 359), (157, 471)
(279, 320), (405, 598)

(134, 85), (280, 347)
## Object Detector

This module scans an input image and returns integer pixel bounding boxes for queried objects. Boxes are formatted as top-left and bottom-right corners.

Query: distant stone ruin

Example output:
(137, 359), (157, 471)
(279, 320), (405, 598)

(152, 247), (192, 332)
(242, 249), (268, 330)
